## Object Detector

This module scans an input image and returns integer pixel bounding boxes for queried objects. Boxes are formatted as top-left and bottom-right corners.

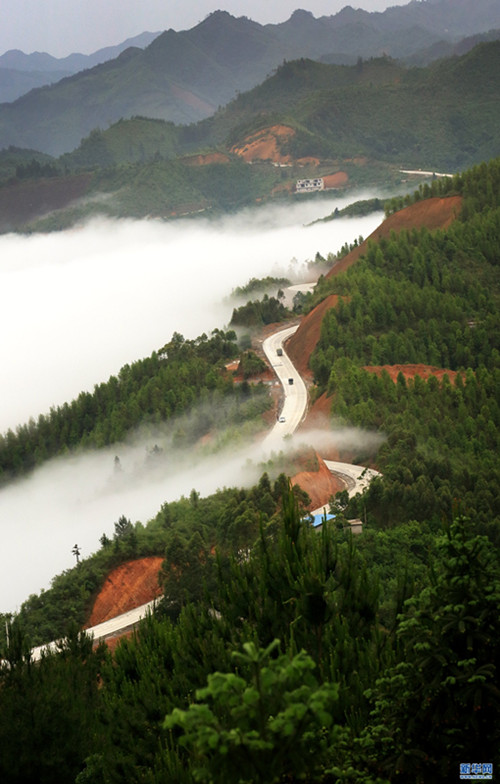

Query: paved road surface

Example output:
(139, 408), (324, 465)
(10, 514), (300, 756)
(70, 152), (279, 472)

(400, 169), (453, 178)
(280, 283), (315, 308)
(310, 462), (381, 516)
(31, 599), (158, 661)
(261, 324), (308, 448)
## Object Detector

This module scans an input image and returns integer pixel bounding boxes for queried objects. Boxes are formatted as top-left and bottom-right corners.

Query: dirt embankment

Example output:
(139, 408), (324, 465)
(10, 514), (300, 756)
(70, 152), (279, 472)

(230, 125), (349, 185)
(322, 171), (349, 189)
(285, 295), (339, 379)
(86, 557), (164, 628)
(299, 392), (339, 458)
(291, 452), (345, 509)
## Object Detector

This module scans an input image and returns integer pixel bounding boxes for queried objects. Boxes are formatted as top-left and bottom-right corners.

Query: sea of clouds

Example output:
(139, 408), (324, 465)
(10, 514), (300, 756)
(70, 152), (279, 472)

(0, 195), (384, 612)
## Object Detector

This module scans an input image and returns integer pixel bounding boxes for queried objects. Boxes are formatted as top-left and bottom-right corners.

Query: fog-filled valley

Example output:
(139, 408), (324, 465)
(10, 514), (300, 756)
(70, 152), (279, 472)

(0, 196), (384, 611)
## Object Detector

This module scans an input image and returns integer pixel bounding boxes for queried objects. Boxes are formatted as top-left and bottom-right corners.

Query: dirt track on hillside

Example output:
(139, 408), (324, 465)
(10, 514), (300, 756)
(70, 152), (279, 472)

(286, 295), (340, 379)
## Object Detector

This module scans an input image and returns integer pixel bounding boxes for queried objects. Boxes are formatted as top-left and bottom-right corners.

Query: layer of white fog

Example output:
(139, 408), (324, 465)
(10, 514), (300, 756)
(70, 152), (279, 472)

(0, 195), (384, 612)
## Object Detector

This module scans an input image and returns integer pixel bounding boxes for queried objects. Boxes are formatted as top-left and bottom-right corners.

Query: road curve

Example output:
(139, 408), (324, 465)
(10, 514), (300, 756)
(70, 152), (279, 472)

(261, 326), (381, 509)
(261, 324), (308, 447)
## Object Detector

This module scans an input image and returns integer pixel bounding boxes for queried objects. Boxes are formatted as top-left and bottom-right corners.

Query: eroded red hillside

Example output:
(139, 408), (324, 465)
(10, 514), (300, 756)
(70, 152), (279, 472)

(291, 452), (345, 509)
(231, 125), (295, 163)
(86, 557), (163, 627)
(285, 295), (340, 379)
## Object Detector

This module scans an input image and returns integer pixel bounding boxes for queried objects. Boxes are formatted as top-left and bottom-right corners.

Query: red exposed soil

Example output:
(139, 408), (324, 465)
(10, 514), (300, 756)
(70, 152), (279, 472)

(231, 125), (295, 163)
(301, 392), (333, 430)
(322, 171), (349, 189)
(291, 453), (344, 509)
(101, 629), (135, 653)
(230, 126), (349, 183)
(364, 364), (461, 384)
(285, 295), (340, 379)
(86, 557), (164, 628)
(297, 393), (356, 462)
(299, 392), (337, 456)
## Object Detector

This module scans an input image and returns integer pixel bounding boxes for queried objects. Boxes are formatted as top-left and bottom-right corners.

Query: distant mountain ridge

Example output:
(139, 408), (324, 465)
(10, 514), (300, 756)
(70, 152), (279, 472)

(0, 32), (161, 103)
(0, 0), (499, 156)
(0, 32), (161, 72)
(0, 39), (497, 233)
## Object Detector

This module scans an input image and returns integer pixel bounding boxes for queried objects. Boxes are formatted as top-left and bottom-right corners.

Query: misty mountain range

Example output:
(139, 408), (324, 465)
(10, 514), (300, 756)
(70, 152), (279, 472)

(0, 32), (160, 104)
(0, 36), (498, 233)
(0, 0), (500, 155)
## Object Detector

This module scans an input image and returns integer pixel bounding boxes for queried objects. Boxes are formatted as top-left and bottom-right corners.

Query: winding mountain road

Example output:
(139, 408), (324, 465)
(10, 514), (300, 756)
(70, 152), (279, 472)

(261, 324), (380, 496)
(30, 322), (380, 657)
(261, 324), (308, 446)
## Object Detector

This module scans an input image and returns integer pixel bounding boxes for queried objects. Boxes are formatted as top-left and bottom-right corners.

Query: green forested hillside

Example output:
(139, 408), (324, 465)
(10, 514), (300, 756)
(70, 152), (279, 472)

(310, 159), (500, 538)
(22, 41), (500, 229)
(1, 489), (498, 783)
(0, 329), (271, 483)
(61, 42), (500, 173)
(216, 43), (500, 169)
(58, 117), (183, 169)
(1, 40), (499, 229)
(0, 159), (499, 784)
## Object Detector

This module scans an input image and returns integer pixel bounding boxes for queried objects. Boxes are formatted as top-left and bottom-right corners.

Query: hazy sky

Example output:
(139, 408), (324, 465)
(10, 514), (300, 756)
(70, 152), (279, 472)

(2, 1), (410, 57)
(0, 198), (385, 611)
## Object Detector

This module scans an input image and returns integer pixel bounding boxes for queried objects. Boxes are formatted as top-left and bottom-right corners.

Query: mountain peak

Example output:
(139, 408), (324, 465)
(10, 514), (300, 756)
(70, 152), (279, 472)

(290, 9), (315, 21)
(203, 10), (236, 24)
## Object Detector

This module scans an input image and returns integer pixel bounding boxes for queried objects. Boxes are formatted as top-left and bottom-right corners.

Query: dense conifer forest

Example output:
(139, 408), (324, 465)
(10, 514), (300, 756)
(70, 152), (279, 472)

(0, 157), (499, 782)
(0, 329), (270, 483)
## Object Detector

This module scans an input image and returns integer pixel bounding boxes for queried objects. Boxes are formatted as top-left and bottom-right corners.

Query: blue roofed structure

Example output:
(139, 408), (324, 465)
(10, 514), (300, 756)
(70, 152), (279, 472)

(309, 513), (335, 528)
(305, 512), (363, 535)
